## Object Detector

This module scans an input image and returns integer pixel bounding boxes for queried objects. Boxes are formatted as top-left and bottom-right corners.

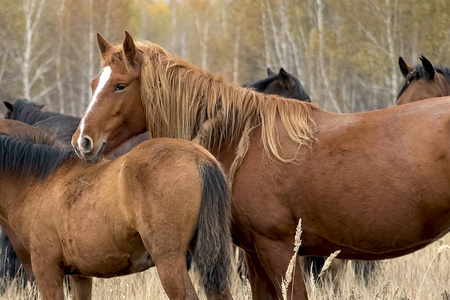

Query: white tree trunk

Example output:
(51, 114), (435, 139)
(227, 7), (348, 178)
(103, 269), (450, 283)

(194, 13), (209, 70)
(317, 0), (341, 113)
(22, 0), (45, 100)
(264, 0), (286, 67)
(56, 0), (66, 113)
(233, 26), (240, 83)
(385, 0), (398, 106)
(261, 8), (273, 69)
(86, 0), (94, 113)
(0, 53), (7, 86)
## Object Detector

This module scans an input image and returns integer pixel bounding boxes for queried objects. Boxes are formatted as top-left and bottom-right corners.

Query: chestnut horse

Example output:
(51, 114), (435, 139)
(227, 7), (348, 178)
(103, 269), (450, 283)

(396, 56), (450, 105)
(0, 119), (232, 300)
(72, 32), (450, 299)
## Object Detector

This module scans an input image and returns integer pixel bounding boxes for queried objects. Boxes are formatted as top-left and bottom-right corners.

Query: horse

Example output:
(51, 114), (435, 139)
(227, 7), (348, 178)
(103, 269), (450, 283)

(246, 68), (311, 102)
(4, 99), (81, 147)
(72, 32), (450, 299)
(3, 72), (307, 281)
(1, 100), (148, 286)
(0, 119), (233, 300)
(396, 56), (450, 105)
(0, 67), (307, 287)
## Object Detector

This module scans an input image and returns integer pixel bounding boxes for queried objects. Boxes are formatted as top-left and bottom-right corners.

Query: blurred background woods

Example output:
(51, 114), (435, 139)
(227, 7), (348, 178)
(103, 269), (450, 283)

(0, 0), (448, 116)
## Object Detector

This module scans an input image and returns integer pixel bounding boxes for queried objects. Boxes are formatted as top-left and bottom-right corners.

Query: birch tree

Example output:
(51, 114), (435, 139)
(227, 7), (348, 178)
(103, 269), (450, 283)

(11, 0), (55, 103)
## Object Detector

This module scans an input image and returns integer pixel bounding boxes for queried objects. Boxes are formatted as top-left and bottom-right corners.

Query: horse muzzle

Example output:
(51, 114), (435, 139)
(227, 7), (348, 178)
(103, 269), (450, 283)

(72, 136), (106, 164)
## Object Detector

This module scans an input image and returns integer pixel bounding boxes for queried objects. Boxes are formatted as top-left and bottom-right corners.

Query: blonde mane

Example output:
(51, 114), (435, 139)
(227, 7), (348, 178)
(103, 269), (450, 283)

(103, 40), (314, 167)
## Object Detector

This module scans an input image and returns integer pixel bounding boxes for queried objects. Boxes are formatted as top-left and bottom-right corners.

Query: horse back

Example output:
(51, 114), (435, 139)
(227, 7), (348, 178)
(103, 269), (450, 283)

(230, 97), (450, 257)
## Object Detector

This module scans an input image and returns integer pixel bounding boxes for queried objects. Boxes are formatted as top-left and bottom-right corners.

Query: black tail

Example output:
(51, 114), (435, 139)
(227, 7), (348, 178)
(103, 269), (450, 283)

(194, 161), (232, 297)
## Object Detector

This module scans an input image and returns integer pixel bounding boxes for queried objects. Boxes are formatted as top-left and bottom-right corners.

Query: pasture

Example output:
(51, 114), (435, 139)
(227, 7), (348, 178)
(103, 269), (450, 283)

(1, 233), (449, 299)
(0, 1), (449, 299)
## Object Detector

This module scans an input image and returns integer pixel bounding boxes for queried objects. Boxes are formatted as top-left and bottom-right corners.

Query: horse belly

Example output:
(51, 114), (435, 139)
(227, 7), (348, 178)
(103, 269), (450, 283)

(60, 225), (154, 277)
(65, 247), (154, 277)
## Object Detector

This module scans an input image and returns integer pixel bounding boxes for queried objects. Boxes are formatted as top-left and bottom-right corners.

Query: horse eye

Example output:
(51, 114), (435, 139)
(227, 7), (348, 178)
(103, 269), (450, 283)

(114, 84), (127, 92)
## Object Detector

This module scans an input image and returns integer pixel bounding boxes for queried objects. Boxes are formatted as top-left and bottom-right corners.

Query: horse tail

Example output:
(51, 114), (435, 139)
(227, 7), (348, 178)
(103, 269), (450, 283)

(194, 160), (232, 297)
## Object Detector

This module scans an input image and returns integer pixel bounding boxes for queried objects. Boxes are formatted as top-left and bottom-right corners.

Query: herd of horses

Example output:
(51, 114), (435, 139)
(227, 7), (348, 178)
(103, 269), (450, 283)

(1, 31), (450, 299)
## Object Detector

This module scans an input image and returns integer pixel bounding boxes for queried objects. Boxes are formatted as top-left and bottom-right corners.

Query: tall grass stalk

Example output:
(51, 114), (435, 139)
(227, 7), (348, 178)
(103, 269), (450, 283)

(281, 219), (302, 300)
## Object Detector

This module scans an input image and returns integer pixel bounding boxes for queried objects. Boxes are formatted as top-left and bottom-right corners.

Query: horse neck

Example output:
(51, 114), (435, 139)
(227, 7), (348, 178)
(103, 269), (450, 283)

(19, 107), (60, 125)
(444, 77), (450, 96)
(0, 176), (30, 223)
(146, 65), (253, 146)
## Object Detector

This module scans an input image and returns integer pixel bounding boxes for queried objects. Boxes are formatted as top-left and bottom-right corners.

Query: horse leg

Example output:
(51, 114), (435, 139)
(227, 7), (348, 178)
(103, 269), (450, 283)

(152, 250), (198, 300)
(69, 275), (92, 300)
(255, 238), (308, 300)
(31, 258), (64, 300)
(139, 228), (198, 300)
(0, 221), (35, 282)
(245, 251), (277, 299)
(30, 236), (65, 300)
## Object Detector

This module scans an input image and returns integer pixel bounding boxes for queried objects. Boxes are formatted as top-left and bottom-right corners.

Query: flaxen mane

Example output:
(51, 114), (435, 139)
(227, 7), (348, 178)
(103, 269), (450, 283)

(102, 41), (314, 183)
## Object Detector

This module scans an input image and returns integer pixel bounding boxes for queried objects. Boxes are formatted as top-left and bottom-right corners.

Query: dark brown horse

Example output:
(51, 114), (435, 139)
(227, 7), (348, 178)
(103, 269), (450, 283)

(396, 56), (450, 105)
(4, 99), (80, 147)
(0, 119), (232, 300)
(72, 32), (450, 299)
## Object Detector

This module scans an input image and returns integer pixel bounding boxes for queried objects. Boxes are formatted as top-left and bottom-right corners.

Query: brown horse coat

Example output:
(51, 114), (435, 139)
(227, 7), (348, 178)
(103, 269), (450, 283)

(72, 32), (450, 299)
(397, 56), (450, 104)
(0, 119), (232, 300)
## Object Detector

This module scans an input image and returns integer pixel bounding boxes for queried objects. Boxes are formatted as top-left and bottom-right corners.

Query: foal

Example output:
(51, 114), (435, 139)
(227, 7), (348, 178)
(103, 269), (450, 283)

(0, 119), (232, 300)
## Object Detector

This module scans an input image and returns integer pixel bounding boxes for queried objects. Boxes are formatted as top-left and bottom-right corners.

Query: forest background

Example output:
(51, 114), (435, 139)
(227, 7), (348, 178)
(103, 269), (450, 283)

(0, 0), (448, 116)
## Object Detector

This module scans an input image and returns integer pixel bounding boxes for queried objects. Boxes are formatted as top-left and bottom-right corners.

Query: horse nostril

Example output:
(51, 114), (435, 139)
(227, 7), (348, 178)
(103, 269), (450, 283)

(81, 136), (93, 153)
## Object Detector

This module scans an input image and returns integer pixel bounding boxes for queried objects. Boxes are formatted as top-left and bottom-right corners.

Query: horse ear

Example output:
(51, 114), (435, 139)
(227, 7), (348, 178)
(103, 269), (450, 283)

(97, 33), (113, 57)
(123, 31), (138, 64)
(279, 68), (289, 80)
(267, 68), (275, 76)
(420, 55), (435, 80)
(34, 103), (45, 110)
(279, 68), (294, 88)
(4, 101), (13, 112)
(398, 57), (413, 78)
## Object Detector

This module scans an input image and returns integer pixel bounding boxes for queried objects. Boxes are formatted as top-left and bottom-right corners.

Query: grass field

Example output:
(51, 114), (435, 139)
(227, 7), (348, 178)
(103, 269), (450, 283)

(1, 234), (448, 299)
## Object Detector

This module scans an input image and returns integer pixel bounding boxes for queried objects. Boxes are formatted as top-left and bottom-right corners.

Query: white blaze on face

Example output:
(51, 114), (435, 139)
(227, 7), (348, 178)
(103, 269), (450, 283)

(78, 66), (112, 147)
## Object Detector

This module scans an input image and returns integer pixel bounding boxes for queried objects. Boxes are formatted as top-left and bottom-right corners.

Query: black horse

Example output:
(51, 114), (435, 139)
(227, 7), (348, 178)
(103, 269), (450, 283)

(247, 68), (311, 102)
(4, 99), (80, 148)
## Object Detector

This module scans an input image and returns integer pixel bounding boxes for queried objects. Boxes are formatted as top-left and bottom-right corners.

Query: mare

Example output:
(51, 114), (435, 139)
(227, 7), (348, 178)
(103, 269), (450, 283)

(249, 68), (375, 284)
(396, 56), (450, 105)
(72, 32), (450, 299)
(247, 68), (311, 102)
(0, 119), (232, 300)
(247, 68), (345, 280)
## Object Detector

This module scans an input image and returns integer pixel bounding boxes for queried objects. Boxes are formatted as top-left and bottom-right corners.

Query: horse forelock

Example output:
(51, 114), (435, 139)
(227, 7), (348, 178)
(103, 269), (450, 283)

(106, 40), (314, 162)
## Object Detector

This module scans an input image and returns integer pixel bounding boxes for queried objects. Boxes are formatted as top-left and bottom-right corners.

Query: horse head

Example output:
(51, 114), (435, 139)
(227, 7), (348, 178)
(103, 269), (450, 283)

(72, 32), (147, 163)
(249, 68), (311, 102)
(397, 56), (450, 105)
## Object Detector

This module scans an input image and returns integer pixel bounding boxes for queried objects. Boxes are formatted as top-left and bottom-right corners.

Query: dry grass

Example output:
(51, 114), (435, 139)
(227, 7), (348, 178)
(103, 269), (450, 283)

(1, 234), (449, 300)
